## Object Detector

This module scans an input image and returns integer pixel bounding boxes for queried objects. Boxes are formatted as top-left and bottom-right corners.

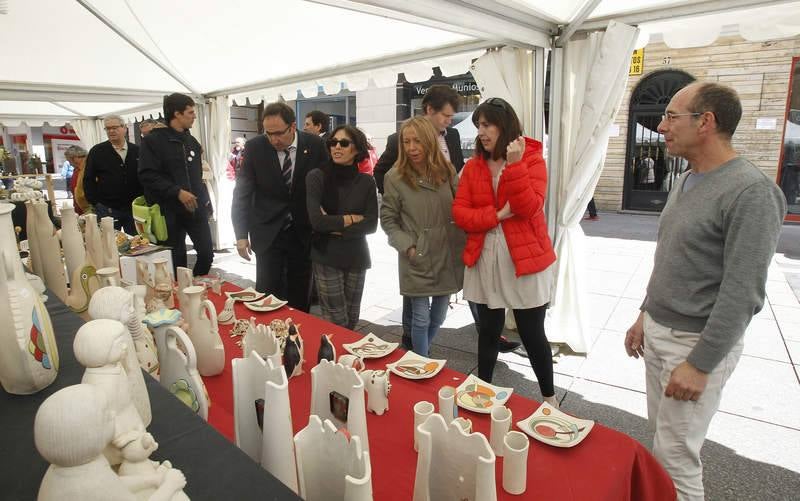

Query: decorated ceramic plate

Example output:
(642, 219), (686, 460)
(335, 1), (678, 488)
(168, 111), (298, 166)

(455, 374), (513, 414)
(225, 287), (266, 303)
(342, 333), (398, 359)
(244, 294), (288, 312)
(386, 351), (446, 380)
(516, 402), (594, 448)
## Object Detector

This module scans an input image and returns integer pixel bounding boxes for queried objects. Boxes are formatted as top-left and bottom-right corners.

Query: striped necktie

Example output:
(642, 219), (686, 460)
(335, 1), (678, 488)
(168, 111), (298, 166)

(282, 148), (294, 189)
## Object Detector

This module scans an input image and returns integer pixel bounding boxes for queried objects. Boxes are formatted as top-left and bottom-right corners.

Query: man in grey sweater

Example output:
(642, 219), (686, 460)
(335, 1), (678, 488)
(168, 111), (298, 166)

(624, 81), (786, 500)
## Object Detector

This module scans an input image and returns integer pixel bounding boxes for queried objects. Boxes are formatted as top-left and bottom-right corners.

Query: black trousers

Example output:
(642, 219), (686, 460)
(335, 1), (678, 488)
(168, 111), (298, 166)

(587, 198), (598, 217)
(164, 206), (213, 276)
(255, 226), (312, 313)
(476, 303), (554, 398)
(94, 203), (136, 235)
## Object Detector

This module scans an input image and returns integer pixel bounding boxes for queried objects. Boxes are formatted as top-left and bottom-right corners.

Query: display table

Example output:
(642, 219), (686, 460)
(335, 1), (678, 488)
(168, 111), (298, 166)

(0, 293), (300, 501)
(202, 283), (676, 501)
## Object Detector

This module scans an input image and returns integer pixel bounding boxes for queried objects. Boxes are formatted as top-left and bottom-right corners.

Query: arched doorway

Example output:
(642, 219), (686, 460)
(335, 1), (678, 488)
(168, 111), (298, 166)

(622, 70), (695, 211)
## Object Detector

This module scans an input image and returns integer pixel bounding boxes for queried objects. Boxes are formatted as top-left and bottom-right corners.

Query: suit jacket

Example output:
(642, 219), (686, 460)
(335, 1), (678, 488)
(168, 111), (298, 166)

(231, 131), (327, 253)
(374, 126), (464, 194)
(83, 140), (142, 210)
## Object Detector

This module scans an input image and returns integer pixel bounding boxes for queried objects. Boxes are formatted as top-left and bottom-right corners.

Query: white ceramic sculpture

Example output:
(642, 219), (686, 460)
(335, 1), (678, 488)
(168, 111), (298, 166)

(361, 369), (391, 416)
(490, 406), (512, 457)
(437, 386), (457, 424)
(502, 431), (529, 495)
(97, 267), (122, 288)
(100, 216), (119, 269)
(146, 316), (208, 420)
(84, 213), (105, 269)
(114, 430), (190, 500)
(182, 285), (225, 376)
(175, 267), (193, 314)
(60, 203), (85, 289)
(74, 319), (147, 465)
(338, 354), (365, 372)
(29, 200), (69, 301)
(413, 401), (434, 452)
(241, 319), (282, 367)
(0, 246), (59, 395)
(232, 351), (297, 492)
(153, 258), (174, 309)
(294, 415), (373, 501)
(90, 285), (159, 388)
(413, 413), (496, 501)
(136, 259), (156, 310)
(310, 359), (369, 452)
(25, 200), (43, 276)
(217, 297), (237, 325)
(34, 384), (187, 501)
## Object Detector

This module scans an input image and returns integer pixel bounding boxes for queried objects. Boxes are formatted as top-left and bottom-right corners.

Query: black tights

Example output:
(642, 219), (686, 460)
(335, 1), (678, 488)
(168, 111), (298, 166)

(476, 303), (554, 398)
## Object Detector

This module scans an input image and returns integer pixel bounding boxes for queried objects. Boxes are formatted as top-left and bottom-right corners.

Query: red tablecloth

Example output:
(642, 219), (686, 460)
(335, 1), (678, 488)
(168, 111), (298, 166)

(200, 283), (675, 501)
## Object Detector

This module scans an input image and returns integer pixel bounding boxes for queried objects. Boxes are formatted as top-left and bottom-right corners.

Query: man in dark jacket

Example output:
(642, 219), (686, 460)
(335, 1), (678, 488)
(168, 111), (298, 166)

(138, 93), (213, 276)
(83, 114), (142, 234)
(231, 102), (327, 312)
(374, 84), (520, 353)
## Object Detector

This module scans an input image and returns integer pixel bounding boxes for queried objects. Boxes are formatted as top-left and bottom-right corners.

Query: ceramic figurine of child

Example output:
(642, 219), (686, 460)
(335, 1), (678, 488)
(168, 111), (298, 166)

(34, 384), (186, 501)
(114, 430), (190, 500)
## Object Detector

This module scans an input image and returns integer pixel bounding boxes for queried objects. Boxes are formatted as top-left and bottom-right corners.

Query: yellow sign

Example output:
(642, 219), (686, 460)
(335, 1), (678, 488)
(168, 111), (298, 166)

(629, 48), (644, 76)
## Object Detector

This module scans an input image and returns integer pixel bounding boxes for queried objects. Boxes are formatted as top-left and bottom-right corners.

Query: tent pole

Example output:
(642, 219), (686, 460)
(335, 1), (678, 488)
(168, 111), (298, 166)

(546, 45), (564, 242)
(532, 47), (546, 142)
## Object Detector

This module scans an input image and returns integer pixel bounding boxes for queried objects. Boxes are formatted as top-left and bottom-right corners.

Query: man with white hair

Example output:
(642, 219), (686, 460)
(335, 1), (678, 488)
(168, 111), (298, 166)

(83, 114), (142, 233)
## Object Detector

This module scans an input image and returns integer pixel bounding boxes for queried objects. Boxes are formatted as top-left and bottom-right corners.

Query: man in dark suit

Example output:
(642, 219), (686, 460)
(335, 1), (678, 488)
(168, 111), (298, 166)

(374, 84), (520, 353)
(303, 110), (331, 143)
(232, 102), (327, 312)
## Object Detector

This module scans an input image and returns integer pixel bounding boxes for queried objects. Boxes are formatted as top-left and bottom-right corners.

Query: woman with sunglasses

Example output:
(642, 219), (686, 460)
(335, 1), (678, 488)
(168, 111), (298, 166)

(453, 97), (558, 408)
(380, 116), (466, 357)
(305, 125), (378, 330)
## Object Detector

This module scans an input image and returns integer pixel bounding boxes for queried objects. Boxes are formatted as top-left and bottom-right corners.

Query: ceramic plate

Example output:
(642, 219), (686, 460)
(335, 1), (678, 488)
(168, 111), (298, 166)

(386, 351), (446, 380)
(455, 374), (513, 414)
(517, 402), (594, 448)
(225, 287), (266, 303)
(342, 333), (398, 359)
(244, 294), (288, 312)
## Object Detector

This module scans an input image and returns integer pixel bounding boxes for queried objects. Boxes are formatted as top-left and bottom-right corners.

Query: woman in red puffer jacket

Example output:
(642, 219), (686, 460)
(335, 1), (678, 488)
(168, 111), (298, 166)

(453, 97), (558, 408)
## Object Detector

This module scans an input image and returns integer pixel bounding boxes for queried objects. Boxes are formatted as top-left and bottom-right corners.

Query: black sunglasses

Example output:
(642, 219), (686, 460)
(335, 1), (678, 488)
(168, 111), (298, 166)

(327, 138), (352, 148)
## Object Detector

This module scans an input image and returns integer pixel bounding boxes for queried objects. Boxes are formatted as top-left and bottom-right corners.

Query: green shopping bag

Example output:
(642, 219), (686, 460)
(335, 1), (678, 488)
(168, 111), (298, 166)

(132, 196), (168, 242)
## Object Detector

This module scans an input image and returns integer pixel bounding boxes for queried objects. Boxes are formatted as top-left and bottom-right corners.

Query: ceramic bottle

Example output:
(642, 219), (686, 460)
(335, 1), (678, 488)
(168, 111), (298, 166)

(182, 285), (225, 376)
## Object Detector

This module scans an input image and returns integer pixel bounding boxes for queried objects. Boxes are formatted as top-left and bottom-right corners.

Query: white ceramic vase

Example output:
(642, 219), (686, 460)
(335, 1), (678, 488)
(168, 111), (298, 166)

(294, 415), (372, 501)
(232, 351), (297, 492)
(310, 359), (369, 452)
(490, 406), (512, 457)
(99, 216), (119, 269)
(153, 257), (174, 309)
(437, 386), (457, 424)
(175, 266), (193, 313)
(413, 401), (434, 452)
(96, 267), (121, 288)
(83, 213), (104, 269)
(59, 203), (85, 287)
(25, 200), (43, 276)
(502, 431), (529, 495)
(413, 413), (496, 501)
(29, 200), (68, 301)
(217, 296), (237, 325)
(182, 285), (225, 376)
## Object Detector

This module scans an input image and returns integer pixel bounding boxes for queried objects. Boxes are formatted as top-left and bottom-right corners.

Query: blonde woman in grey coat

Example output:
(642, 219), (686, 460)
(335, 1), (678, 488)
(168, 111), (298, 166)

(380, 116), (466, 357)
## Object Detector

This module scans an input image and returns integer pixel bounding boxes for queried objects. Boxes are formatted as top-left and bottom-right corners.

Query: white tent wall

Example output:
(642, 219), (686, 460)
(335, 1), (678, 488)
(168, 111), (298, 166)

(70, 118), (105, 150)
(546, 21), (640, 353)
(207, 97), (234, 251)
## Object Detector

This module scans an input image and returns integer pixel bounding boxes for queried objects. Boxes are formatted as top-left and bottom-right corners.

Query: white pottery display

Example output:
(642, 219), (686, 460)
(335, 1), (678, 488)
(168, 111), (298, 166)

(29, 200), (69, 301)
(0, 247), (59, 395)
(96, 267), (121, 288)
(413, 413), (496, 501)
(175, 267), (193, 314)
(89, 286), (157, 418)
(60, 203), (85, 288)
(217, 297), (237, 325)
(152, 258), (174, 309)
(516, 402), (595, 448)
(342, 333), (398, 359)
(74, 319), (147, 465)
(25, 201), (43, 276)
(455, 374), (514, 414)
(100, 216), (119, 269)
(502, 431), (529, 495)
(232, 351), (297, 492)
(181, 285), (224, 376)
(360, 369), (391, 416)
(310, 359), (369, 452)
(490, 406), (512, 457)
(386, 351), (446, 380)
(338, 354), (365, 372)
(437, 386), (457, 424)
(114, 430), (190, 500)
(84, 213), (105, 269)
(242, 320), (281, 367)
(294, 415), (373, 501)
(412, 401), (434, 452)
(34, 384), (187, 501)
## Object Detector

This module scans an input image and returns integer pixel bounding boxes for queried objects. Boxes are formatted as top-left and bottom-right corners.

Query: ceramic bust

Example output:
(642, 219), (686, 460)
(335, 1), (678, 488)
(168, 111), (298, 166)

(361, 369), (391, 416)
(74, 319), (147, 464)
(114, 430), (189, 500)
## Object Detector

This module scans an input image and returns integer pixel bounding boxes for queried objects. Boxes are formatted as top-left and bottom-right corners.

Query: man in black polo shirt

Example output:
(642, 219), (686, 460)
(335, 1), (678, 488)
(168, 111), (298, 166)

(83, 114), (142, 234)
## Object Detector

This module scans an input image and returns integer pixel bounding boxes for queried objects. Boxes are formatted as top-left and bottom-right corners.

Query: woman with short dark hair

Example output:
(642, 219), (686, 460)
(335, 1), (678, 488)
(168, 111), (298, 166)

(453, 97), (558, 407)
(306, 125), (378, 330)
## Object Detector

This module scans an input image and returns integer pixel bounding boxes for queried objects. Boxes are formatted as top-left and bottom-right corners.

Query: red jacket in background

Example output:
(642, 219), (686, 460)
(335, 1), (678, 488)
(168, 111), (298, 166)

(453, 137), (556, 277)
(358, 147), (377, 176)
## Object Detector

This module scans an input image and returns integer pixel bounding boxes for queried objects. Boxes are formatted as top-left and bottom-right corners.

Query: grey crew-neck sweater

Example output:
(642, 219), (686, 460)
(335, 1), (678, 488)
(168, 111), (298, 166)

(643, 156), (786, 373)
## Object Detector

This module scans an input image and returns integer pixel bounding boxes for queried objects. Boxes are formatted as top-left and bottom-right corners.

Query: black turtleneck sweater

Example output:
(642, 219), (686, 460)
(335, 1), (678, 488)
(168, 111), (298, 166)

(305, 163), (378, 270)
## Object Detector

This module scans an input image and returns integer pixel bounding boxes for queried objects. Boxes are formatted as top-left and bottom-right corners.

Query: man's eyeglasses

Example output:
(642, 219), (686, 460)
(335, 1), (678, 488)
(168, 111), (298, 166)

(265, 125), (292, 138)
(661, 112), (702, 122)
(327, 138), (352, 148)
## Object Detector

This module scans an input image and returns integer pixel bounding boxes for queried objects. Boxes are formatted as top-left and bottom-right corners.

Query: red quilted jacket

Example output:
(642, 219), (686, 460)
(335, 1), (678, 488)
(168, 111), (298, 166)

(453, 137), (556, 277)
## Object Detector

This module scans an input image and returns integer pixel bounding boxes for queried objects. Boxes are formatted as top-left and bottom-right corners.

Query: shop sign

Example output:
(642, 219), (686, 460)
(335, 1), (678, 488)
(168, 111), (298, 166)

(412, 80), (480, 97)
(629, 49), (644, 76)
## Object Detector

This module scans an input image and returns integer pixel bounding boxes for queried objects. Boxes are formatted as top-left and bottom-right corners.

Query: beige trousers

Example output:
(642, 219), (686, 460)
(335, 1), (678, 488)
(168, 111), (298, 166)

(643, 313), (743, 501)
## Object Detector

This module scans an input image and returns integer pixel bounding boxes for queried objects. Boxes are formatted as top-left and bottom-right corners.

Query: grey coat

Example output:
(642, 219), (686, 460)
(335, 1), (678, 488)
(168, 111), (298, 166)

(380, 169), (466, 297)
